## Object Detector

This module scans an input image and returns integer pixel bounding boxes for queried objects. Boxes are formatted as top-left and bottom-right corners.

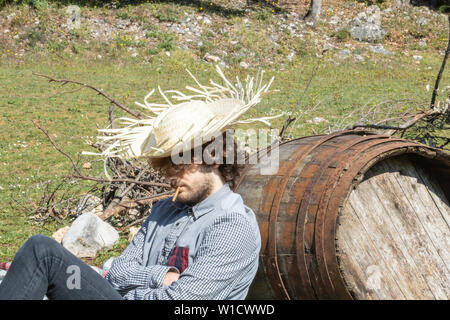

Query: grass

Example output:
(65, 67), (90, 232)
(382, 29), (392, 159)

(0, 0), (448, 265)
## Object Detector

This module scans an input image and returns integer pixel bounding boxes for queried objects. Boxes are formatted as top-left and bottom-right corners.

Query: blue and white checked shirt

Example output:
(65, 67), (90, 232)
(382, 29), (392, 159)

(105, 183), (261, 300)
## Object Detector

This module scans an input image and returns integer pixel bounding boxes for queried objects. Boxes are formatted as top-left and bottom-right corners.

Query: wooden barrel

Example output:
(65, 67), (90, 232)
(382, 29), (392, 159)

(236, 130), (450, 300)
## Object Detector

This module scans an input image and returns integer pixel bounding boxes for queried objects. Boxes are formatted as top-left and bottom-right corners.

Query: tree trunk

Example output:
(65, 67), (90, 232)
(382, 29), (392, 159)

(304, 0), (322, 27)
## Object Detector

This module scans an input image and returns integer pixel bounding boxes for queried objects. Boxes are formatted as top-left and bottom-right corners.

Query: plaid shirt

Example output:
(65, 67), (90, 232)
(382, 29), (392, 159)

(105, 184), (261, 300)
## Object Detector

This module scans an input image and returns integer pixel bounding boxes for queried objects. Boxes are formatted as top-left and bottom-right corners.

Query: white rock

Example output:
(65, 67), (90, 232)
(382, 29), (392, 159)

(204, 53), (220, 63)
(355, 55), (365, 62)
(369, 44), (393, 55)
(312, 117), (328, 124)
(413, 55), (423, 61)
(287, 51), (295, 62)
(329, 16), (341, 25)
(62, 212), (119, 258)
(337, 49), (351, 60)
(239, 61), (249, 69)
(307, 117), (329, 124)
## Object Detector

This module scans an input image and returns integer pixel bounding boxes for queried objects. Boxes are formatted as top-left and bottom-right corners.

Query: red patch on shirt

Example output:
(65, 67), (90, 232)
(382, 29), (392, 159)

(167, 246), (189, 273)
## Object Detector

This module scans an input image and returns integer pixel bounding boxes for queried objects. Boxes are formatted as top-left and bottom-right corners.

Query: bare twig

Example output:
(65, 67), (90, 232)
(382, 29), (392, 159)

(32, 72), (143, 119)
(350, 109), (438, 133)
(279, 49), (326, 139)
(69, 174), (170, 188)
(32, 120), (171, 188)
(430, 15), (450, 110)
(32, 120), (83, 176)
(99, 192), (173, 221)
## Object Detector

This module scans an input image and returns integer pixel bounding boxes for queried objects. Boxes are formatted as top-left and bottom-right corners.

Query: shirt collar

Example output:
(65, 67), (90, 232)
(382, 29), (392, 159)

(170, 183), (232, 219)
(191, 183), (231, 219)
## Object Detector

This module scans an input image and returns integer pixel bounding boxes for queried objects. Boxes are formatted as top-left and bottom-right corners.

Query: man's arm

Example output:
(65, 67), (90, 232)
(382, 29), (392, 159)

(122, 212), (260, 300)
(105, 202), (175, 292)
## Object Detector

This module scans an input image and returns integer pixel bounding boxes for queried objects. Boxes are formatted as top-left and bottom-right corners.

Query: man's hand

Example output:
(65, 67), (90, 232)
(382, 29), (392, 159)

(163, 271), (180, 286)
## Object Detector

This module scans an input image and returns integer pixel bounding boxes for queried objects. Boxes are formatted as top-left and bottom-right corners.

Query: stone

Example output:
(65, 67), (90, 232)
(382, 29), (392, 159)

(369, 44), (393, 55)
(337, 49), (351, 60)
(82, 162), (92, 169)
(52, 226), (70, 243)
(395, 0), (410, 8)
(204, 53), (220, 63)
(349, 5), (386, 43)
(418, 39), (427, 47)
(417, 17), (429, 26)
(355, 54), (365, 62)
(307, 117), (329, 124)
(413, 55), (423, 61)
(239, 61), (249, 69)
(287, 51), (295, 62)
(329, 15), (341, 25)
(269, 34), (279, 43)
(62, 212), (119, 258)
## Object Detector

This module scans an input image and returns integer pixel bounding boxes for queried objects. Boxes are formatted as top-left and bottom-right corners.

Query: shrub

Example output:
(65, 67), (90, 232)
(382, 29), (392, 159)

(154, 6), (180, 23)
(331, 28), (351, 42)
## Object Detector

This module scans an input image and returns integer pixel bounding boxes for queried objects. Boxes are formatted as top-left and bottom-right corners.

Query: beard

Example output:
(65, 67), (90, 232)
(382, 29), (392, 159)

(176, 179), (214, 206)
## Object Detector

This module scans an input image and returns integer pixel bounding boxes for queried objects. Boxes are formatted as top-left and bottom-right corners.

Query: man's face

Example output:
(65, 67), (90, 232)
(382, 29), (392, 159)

(164, 164), (214, 206)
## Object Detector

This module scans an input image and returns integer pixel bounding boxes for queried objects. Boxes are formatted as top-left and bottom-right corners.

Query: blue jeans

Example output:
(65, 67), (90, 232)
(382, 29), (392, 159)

(0, 235), (123, 300)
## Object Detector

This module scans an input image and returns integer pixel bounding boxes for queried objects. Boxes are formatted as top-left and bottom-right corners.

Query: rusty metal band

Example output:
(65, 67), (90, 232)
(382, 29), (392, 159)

(234, 134), (327, 190)
(264, 130), (358, 299)
(295, 133), (391, 299)
(316, 141), (426, 298)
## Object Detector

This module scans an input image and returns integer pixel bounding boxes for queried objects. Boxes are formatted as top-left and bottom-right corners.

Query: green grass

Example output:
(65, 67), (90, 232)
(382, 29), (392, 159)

(0, 1), (448, 265)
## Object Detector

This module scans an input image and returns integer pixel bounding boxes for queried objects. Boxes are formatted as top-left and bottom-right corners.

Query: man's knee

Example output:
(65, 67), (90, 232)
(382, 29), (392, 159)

(23, 234), (60, 258)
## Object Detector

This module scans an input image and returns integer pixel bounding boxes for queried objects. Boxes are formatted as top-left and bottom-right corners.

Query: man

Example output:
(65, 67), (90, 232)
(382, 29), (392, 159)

(0, 66), (277, 300)
(0, 132), (260, 300)
(105, 132), (261, 299)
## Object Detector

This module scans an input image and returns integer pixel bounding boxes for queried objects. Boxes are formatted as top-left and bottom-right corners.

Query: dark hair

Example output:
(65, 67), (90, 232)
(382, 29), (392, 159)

(148, 130), (246, 190)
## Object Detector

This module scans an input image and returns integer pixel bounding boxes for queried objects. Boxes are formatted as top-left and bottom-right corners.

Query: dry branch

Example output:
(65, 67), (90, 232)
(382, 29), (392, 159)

(32, 119), (171, 189)
(32, 72), (144, 119)
(99, 192), (172, 221)
(430, 15), (450, 110)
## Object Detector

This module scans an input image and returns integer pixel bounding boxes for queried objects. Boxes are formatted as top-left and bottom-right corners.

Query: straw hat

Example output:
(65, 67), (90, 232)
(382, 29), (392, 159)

(83, 65), (281, 162)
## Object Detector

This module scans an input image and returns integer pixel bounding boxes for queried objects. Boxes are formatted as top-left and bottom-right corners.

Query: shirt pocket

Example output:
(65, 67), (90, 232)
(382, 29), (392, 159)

(167, 246), (190, 273)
